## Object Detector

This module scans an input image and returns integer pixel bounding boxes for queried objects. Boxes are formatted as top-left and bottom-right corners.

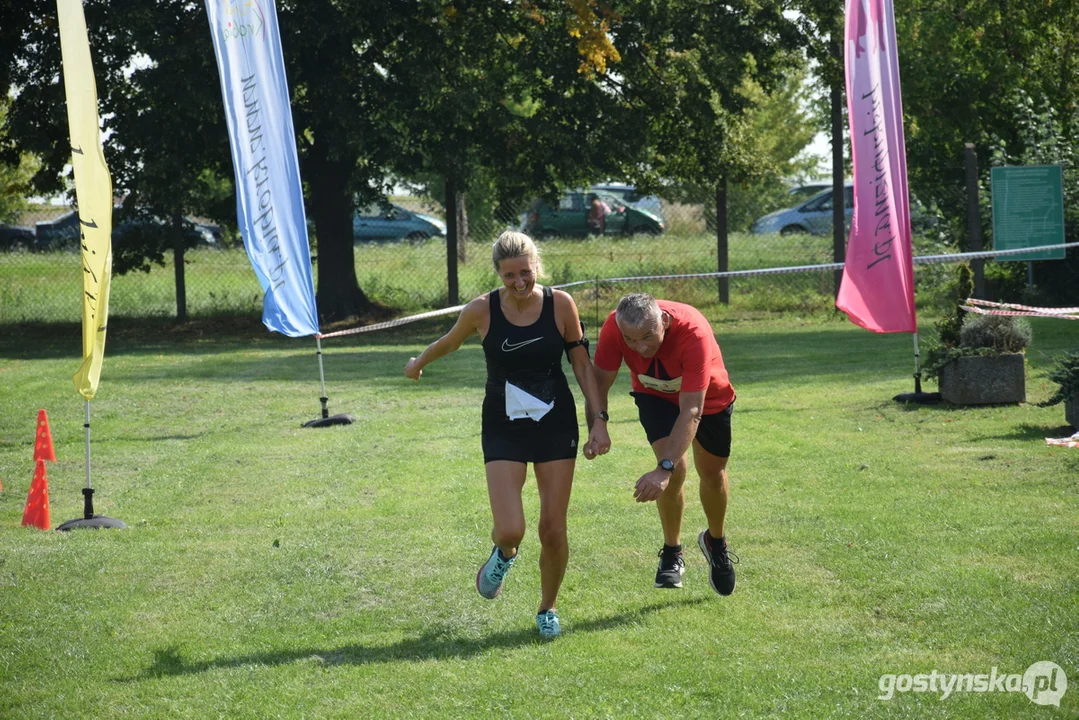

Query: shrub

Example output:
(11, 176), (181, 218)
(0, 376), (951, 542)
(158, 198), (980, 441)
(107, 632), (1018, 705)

(922, 312), (1032, 380)
(1038, 349), (1079, 407)
(958, 313), (1033, 353)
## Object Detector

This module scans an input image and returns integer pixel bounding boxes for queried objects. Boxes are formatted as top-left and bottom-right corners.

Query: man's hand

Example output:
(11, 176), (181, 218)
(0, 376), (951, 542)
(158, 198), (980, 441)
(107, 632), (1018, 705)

(582, 425), (611, 461)
(404, 357), (423, 381)
(633, 469), (671, 503)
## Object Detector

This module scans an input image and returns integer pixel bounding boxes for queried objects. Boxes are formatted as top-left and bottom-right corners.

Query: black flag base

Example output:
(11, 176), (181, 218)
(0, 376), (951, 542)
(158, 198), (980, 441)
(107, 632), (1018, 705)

(57, 515), (127, 531)
(56, 488), (125, 531)
(302, 413), (355, 428)
(894, 391), (942, 404)
(893, 373), (942, 404)
(302, 395), (355, 428)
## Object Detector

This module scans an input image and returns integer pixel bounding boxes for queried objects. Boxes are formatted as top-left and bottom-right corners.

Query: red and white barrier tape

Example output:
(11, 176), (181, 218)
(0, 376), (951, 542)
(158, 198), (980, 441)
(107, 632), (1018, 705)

(961, 298), (1079, 320)
(964, 298), (1079, 314)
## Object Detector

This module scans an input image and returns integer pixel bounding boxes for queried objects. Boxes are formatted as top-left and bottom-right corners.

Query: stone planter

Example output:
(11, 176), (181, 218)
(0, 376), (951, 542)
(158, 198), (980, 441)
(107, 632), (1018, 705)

(939, 353), (1026, 405)
(1066, 393), (1079, 430)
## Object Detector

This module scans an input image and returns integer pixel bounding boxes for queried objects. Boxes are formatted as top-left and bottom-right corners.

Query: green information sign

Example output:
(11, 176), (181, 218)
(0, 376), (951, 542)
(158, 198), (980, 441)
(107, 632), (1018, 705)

(990, 165), (1066, 261)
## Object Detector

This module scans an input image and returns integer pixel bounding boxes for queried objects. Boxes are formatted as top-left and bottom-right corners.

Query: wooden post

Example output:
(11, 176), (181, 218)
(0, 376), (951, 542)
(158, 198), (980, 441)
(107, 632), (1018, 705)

(964, 143), (985, 299)
(172, 214), (187, 322)
(715, 177), (729, 305)
(830, 35), (846, 299)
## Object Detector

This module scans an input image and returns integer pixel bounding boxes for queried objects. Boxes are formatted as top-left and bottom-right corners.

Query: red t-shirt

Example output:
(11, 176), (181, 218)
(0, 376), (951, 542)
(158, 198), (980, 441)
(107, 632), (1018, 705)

(594, 300), (735, 414)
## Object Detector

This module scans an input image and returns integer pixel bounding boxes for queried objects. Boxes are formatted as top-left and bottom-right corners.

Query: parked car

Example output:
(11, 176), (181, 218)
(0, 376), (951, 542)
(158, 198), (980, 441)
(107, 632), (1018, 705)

(353, 203), (446, 243)
(113, 215), (216, 249)
(752, 183), (938, 236)
(590, 183), (665, 223)
(0, 223), (35, 251)
(751, 184), (854, 236)
(34, 210), (215, 251)
(522, 191), (665, 239)
(785, 181), (836, 204)
(33, 211), (84, 250)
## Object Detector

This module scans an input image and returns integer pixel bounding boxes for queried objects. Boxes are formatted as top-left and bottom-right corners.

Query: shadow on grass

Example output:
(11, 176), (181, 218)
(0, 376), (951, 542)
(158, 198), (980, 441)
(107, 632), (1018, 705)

(976, 423), (1077, 442)
(122, 597), (706, 681)
(0, 314), (462, 360)
(887, 399), (1037, 413)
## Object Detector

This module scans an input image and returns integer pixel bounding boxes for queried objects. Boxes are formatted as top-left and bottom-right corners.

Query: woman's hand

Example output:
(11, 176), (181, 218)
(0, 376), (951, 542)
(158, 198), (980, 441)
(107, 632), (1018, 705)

(404, 357), (423, 381)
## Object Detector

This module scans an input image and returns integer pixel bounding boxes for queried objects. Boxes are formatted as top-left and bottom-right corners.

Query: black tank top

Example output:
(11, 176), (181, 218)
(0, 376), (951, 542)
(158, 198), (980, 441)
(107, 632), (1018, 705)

(482, 285), (567, 393)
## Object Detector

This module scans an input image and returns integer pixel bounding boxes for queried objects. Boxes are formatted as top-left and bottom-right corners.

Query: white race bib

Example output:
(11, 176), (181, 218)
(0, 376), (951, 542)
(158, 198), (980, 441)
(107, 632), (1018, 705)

(637, 374), (682, 394)
(505, 381), (555, 421)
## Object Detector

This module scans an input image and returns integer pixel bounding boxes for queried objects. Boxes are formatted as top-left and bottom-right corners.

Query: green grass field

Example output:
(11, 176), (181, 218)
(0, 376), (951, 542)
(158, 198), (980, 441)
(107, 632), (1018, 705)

(0, 228), (955, 324)
(0, 312), (1075, 718)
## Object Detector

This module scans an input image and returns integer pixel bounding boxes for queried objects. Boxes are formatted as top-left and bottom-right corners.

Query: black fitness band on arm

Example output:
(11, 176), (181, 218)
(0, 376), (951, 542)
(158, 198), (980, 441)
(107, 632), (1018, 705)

(564, 321), (590, 360)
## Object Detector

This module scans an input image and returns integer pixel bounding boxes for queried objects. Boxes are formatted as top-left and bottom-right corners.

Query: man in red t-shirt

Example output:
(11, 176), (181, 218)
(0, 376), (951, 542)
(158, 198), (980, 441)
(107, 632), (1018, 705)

(586, 292), (737, 595)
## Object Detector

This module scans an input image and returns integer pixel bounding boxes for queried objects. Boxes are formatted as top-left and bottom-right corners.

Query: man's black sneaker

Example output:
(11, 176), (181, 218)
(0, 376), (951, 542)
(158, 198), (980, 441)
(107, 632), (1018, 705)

(698, 531), (738, 596)
(654, 546), (686, 588)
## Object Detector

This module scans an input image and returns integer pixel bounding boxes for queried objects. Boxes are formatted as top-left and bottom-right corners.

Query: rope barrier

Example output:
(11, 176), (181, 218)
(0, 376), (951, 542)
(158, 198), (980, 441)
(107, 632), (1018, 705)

(964, 298), (1079, 314)
(319, 304), (468, 338)
(960, 298), (1079, 320)
(318, 241), (1079, 338)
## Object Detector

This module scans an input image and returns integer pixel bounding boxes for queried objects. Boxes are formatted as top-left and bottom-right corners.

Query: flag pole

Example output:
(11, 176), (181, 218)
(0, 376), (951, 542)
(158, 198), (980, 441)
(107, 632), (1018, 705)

(56, 401), (125, 530)
(893, 332), (941, 403)
(302, 336), (354, 427)
(55, 0), (124, 529)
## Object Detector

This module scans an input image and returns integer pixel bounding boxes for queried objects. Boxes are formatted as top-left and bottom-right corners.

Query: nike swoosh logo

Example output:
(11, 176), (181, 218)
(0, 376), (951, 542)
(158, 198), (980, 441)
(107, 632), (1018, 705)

(502, 337), (543, 352)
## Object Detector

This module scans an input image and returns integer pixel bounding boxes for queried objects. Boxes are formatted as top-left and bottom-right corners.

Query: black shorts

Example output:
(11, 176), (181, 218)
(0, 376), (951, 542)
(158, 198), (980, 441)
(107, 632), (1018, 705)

(632, 392), (733, 458)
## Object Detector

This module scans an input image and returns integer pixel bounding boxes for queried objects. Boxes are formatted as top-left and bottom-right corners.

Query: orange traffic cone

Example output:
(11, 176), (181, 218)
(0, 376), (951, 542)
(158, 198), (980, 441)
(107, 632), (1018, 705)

(22, 460), (50, 530)
(34, 409), (56, 463)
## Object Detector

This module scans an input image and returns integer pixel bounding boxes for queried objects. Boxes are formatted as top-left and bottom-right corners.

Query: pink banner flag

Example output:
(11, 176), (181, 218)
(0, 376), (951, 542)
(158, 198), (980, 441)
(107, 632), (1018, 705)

(836, 0), (917, 333)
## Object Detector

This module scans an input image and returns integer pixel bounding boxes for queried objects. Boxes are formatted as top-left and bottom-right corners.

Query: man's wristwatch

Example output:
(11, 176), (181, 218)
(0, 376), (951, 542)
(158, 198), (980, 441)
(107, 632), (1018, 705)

(658, 458), (675, 473)
(593, 410), (609, 422)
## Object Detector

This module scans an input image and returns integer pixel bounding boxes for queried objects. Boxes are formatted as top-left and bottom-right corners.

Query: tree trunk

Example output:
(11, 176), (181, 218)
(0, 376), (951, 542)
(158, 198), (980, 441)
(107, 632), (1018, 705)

(304, 140), (370, 322)
(456, 191), (468, 263)
(171, 214), (187, 323)
(445, 174), (459, 306)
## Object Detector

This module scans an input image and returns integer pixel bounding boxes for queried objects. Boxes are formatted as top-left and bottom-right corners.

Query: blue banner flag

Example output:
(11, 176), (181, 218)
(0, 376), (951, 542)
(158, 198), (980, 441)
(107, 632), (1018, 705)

(205, 0), (318, 336)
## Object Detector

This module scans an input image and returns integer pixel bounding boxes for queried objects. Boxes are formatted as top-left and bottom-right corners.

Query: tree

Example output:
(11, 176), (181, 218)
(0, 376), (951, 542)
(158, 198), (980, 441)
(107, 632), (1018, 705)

(278, 2), (406, 320)
(0, 100), (39, 225)
(896, 0), (1079, 187)
(94, 3), (234, 277)
(789, 0), (847, 294)
(0, 4), (78, 204)
(0, 0), (816, 321)
(894, 0), (1079, 302)
(709, 71), (824, 233)
(591, 0), (804, 198)
(0, 1), (238, 321)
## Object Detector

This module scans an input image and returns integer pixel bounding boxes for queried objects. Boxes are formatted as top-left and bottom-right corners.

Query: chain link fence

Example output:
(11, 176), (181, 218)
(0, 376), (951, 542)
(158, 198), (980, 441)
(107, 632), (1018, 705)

(2, 167), (1075, 326)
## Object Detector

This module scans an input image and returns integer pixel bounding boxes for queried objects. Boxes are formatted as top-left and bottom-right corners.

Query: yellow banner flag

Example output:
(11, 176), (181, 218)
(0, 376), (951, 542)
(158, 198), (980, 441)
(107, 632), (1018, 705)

(57, 0), (113, 400)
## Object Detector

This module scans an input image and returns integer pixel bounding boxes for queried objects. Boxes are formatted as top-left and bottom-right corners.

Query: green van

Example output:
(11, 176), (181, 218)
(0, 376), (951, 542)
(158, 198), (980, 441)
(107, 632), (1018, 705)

(522, 191), (665, 239)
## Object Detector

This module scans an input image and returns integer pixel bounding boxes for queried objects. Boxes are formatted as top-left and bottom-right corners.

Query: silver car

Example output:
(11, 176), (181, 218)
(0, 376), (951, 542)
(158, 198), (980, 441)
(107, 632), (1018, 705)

(751, 184), (854, 236)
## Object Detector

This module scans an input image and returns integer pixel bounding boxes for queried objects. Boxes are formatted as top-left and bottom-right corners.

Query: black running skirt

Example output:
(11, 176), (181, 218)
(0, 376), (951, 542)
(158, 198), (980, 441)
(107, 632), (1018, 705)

(481, 381), (579, 464)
